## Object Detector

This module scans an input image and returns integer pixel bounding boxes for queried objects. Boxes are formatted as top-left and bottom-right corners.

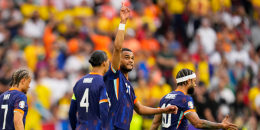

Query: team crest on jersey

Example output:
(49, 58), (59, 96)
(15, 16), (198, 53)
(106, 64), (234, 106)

(19, 101), (25, 109)
(188, 101), (194, 109)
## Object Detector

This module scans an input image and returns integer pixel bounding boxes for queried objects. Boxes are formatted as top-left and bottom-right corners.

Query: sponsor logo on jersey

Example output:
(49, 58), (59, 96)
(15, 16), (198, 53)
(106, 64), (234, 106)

(83, 78), (93, 83)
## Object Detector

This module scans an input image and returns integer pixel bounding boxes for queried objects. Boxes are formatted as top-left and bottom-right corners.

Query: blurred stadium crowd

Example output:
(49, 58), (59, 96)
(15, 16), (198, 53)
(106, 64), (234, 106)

(0, 0), (260, 129)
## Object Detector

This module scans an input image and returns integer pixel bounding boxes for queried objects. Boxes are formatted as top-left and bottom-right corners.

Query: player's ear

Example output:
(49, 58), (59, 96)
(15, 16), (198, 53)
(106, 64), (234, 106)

(20, 78), (25, 85)
(101, 61), (106, 67)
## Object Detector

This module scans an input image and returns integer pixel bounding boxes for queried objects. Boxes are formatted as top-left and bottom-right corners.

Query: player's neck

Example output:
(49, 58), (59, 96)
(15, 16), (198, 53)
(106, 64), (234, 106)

(175, 86), (188, 95)
(123, 73), (128, 80)
(91, 67), (104, 75)
(10, 86), (22, 92)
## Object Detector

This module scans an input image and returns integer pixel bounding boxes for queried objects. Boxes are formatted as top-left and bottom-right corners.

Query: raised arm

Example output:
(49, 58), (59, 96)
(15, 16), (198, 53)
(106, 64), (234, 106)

(185, 112), (238, 130)
(111, 6), (130, 71)
(134, 101), (178, 115)
(150, 114), (162, 130)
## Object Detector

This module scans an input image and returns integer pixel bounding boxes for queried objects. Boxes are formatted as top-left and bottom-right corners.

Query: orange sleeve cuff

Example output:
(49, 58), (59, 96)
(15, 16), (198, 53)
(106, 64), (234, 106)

(184, 109), (196, 115)
(99, 99), (108, 104)
(14, 109), (24, 115)
(134, 99), (138, 104)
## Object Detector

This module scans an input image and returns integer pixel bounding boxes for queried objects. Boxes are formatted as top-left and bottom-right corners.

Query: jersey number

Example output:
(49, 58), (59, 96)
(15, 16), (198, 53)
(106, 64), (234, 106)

(161, 103), (171, 128)
(80, 88), (89, 112)
(1, 105), (8, 129)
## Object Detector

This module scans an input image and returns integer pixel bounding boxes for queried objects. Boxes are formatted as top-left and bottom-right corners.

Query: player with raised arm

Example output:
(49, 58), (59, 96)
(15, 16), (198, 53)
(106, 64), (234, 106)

(150, 68), (238, 130)
(103, 5), (178, 130)
(0, 69), (32, 130)
(69, 50), (110, 130)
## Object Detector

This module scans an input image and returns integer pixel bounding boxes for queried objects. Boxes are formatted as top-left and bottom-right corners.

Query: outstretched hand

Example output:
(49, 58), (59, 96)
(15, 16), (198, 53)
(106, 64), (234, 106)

(222, 116), (238, 130)
(120, 5), (130, 23)
(163, 105), (178, 114)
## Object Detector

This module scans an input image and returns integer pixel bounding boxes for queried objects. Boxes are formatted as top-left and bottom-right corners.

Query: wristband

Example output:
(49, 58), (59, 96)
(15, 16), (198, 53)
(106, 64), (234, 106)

(118, 23), (125, 30)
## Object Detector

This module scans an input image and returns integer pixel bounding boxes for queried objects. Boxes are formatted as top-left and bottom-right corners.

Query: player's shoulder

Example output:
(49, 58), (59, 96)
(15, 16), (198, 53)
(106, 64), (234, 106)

(8, 89), (25, 96)
(8, 90), (27, 101)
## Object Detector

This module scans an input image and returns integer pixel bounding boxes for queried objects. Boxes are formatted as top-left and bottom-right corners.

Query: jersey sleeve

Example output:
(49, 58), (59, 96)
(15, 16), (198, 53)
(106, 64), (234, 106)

(183, 96), (196, 116)
(69, 82), (78, 130)
(99, 83), (109, 128)
(13, 94), (27, 115)
(104, 64), (119, 80)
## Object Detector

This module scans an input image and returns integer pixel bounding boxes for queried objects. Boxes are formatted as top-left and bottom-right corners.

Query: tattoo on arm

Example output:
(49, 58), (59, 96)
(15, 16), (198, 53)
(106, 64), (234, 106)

(200, 120), (222, 129)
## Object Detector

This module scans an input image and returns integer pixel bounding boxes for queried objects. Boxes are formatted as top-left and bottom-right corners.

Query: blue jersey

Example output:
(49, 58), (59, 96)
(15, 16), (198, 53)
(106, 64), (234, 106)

(0, 88), (28, 130)
(159, 91), (195, 130)
(70, 73), (109, 130)
(104, 66), (137, 130)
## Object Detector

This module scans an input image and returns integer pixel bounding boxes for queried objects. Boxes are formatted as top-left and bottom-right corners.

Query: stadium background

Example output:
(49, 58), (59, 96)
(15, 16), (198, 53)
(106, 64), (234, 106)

(0, 0), (260, 129)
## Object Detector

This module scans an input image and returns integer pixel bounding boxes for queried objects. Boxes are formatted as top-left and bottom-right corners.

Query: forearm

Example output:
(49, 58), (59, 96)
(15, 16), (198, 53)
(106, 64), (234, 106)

(150, 123), (160, 130)
(112, 20), (126, 69)
(14, 111), (24, 130)
(150, 114), (162, 130)
(14, 119), (24, 130)
(135, 105), (164, 115)
(196, 119), (223, 129)
(114, 20), (126, 51)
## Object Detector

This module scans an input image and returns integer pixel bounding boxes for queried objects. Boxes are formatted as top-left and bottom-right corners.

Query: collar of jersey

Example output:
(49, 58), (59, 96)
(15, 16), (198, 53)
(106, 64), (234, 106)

(175, 88), (187, 95)
(89, 72), (103, 76)
(9, 87), (20, 91)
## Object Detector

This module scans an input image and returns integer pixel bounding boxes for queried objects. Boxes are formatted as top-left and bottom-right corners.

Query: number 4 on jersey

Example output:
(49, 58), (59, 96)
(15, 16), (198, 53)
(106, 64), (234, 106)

(80, 88), (89, 112)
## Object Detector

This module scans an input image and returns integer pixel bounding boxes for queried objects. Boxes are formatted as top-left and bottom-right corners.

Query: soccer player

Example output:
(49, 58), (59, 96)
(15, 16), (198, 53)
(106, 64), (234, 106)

(69, 50), (110, 130)
(103, 5), (178, 130)
(0, 68), (32, 130)
(150, 68), (238, 130)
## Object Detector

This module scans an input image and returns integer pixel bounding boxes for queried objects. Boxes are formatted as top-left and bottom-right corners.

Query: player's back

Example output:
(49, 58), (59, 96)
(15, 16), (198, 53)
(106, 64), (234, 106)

(73, 73), (108, 129)
(0, 88), (28, 130)
(159, 91), (195, 130)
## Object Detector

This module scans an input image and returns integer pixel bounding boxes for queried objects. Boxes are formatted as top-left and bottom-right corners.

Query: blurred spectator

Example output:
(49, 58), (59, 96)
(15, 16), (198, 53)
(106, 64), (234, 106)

(226, 39), (250, 66)
(24, 39), (45, 71)
(231, 90), (249, 129)
(123, 28), (141, 53)
(23, 11), (45, 39)
(193, 82), (216, 121)
(173, 53), (195, 78)
(196, 18), (217, 54)
(12, 27), (32, 50)
(156, 35), (176, 86)
(251, 18), (260, 48)
(150, 77), (172, 106)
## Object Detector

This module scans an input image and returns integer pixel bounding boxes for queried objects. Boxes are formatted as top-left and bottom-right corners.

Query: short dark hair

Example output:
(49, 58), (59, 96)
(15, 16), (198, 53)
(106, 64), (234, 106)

(89, 50), (108, 67)
(10, 68), (31, 86)
(122, 48), (132, 52)
(176, 68), (194, 86)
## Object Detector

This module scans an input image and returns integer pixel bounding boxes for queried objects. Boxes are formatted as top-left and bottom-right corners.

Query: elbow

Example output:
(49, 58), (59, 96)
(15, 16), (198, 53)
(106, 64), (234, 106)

(194, 124), (201, 129)
(134, 108), (143, 115)
(193, 121), (203, 129)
